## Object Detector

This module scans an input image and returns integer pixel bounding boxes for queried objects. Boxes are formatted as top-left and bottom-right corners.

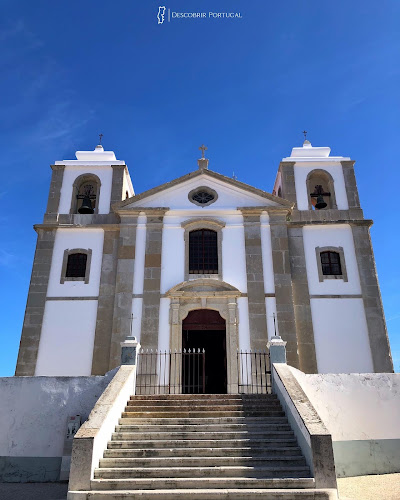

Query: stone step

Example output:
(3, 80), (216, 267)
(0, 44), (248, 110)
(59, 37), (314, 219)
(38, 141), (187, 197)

(81, 489), (335, 500)
(127, 400), (282, 408)
(115, 423), (292, 433)
(81, 490), (335, 500)
(104, 447), (302, 459)
(90, 477), (315, 491)
(119, 416), (288, 425)
(94, 466), (312, 480)
(130, 394), (278, 401)
(99, 456), (307, 469)
(107, 438), (298, 449)
(125, 403), (281, 411)
(121, 410), (285, 418)
(111, 430), (294, 441)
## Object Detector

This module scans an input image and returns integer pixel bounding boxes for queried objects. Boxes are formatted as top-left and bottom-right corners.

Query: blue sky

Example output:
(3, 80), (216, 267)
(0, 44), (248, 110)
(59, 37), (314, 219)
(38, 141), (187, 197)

(0, 1), (399, 375)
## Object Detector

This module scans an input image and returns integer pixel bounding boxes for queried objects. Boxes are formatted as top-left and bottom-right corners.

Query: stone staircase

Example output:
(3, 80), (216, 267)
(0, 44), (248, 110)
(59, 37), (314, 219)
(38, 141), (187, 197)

(88, 394), (336, 499)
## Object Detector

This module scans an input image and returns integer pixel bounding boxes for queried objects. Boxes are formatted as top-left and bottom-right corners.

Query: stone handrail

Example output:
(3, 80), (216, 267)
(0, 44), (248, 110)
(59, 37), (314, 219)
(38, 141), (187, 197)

(272, 363), (337, 489)
(68, 365), (136, 492)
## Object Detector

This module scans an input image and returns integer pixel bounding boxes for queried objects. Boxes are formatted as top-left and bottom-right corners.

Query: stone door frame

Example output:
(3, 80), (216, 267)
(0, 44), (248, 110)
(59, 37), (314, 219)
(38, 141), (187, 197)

(166, 279), (241, 394)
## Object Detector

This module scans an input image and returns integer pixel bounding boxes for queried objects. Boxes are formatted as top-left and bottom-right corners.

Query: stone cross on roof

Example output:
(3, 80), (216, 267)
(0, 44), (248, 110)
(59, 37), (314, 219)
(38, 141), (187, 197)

(199, 144), (208, 159)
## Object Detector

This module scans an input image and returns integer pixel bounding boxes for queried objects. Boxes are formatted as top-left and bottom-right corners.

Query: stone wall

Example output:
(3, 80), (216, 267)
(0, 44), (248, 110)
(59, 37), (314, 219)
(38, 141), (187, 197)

(0, 371), (116, 482)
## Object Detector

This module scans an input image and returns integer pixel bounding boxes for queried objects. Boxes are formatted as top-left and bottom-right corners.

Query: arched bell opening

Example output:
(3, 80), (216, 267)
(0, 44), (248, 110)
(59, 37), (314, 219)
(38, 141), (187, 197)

(70, 174), (101, 214)
(182, 309), (227, 394)
(306, 169), (337, 210)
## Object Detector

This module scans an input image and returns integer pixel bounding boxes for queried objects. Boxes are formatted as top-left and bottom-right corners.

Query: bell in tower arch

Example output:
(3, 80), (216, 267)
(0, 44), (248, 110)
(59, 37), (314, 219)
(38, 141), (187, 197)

(77, 183), (95, 214)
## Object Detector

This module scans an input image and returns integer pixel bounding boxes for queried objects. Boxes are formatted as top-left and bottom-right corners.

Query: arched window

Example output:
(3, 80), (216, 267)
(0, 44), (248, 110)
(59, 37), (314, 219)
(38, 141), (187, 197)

(70, 175), (101, 214)
(189, 229), (218, 274)
(320, 251), (341, 276)
(306, 170), (336, 210)
(60, 249), (92, 284)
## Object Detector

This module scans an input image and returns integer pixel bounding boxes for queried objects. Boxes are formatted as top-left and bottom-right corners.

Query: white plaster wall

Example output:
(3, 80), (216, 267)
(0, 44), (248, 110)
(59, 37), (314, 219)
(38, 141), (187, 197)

(290, 367), (400, 441)
(237, 297), (251, 352)
(294, 162), (349, 211)
(158, 298), (171, 352)
(221, 215), (247, 292)
(310, 298), (373, 374)
(58, 166), (113, 214)
(47, 229), (104, 298)
(303, 225), (361, 295)
(35, 300), (98, 376)
(0, 372), (115, 457)
(260, 212), (275, 294)
(265, 297), (277, 340)
(132, 215), (147, 295)
(131, 298), (143, 342)
(160, 216), (185, 294)
(122, 169), (134, 199)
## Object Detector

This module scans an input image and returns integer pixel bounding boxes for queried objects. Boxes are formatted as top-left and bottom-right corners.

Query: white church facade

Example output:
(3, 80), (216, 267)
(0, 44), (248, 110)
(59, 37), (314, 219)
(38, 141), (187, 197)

(5, 140), (399, 494)
(15, 139), (394, 385)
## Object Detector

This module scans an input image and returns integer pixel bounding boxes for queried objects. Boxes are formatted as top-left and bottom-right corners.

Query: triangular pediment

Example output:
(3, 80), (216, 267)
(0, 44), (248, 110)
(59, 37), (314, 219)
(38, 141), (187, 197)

(113, 169), (292, 212)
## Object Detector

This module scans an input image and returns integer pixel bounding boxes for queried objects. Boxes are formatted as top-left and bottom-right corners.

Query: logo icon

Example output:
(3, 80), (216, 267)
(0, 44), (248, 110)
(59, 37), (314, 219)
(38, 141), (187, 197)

(157, 6), (166, 24)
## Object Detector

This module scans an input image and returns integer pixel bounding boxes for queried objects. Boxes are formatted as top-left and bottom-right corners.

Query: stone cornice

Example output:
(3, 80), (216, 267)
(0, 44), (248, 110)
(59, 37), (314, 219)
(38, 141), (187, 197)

(115, 207), (169, 216)
(240, 206), (292, 216)
(340, 160), (356, 168)
(34, 223), (121, 232)
(288, 219), (373, 228)
(278, 161), (296, 170)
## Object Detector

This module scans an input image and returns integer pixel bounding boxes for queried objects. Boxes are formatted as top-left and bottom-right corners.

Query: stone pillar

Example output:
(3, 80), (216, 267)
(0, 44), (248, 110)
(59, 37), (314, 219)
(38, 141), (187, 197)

(15, 228), (56, 376)
(341, 161), (364, 219)
(43, 165), (65, 223)
(269, 211), (300, 368)
(140, 211), (166, 351)
(267, 335), (287, 364)
(278, 162), (297, 205)
(242, 210), (268, 351)
(226, 301), (239, 394)
(109, 217), (137, 370)
(46, 165), (65, 214)
(110, 165), (126, 208)
(287, 226), (318, 373)
(352, 223), (394, 372)
(121, 336), (140, 365)
(91, 229), (119, 375)
(341, 160), (360, 209)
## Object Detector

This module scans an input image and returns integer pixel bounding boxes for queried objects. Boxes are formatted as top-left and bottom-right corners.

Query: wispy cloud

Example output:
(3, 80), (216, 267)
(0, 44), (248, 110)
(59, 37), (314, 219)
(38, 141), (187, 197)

(387, 314), (400, 322)
(28, 100), (94, 144)
(0, 17), (95, 172)
(0, 249), (18, 267)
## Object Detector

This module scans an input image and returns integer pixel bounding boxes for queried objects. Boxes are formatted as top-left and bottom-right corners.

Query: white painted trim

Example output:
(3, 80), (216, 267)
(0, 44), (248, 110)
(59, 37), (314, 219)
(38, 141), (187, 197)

(132, 215), (147, 295)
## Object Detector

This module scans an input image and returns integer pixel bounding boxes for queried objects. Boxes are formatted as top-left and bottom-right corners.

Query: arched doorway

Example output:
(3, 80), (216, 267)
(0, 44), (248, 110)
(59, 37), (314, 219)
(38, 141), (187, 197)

(182, 309), (227, 394)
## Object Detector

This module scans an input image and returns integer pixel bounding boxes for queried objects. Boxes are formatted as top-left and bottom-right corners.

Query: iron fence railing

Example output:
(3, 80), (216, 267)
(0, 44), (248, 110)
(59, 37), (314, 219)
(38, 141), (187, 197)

(237, 350), (271, 394)
(136, 349), (205, 395)
(135, 348), (271, 395)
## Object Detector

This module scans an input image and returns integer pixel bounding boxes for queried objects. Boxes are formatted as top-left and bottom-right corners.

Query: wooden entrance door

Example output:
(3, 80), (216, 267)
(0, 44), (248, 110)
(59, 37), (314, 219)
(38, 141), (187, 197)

(182, 309), (227, 394)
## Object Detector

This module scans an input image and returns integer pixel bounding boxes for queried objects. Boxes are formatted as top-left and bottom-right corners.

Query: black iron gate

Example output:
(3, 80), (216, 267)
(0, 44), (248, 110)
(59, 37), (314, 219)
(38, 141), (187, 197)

(136, 349), (206, 395)
(237, 350), (271, 394)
